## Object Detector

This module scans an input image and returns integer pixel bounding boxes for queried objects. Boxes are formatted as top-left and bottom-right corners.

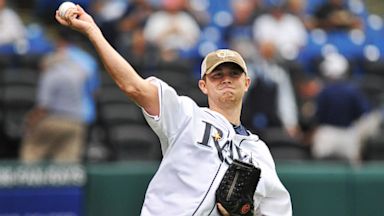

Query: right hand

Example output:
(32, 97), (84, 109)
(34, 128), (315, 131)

(217, 203), (230, 216)
(55, 5), (99, 36)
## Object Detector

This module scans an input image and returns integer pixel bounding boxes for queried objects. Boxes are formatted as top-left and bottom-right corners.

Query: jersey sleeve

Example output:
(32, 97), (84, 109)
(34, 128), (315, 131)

(256, 175), (292, 216)
(142, 77), (197, 154)
(243, 137), (293, 216)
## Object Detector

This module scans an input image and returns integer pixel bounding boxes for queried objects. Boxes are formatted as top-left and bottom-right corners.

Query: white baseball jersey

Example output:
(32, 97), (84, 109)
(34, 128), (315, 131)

(140, 77), (292, 216)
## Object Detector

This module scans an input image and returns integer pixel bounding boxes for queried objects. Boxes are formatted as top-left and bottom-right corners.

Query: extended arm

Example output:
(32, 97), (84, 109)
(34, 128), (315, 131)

(55, 5), (159, 116)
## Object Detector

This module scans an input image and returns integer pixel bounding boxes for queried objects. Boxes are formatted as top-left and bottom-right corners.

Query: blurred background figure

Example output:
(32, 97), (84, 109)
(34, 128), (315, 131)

(59, 28), (101, 162)
(89, 0), (158, 76)
(310, 52), (381, 164)
(116, 0), (153, 42)
(285, 0), (314, 30)
(0, 0), (27, 46)
(20, 55), (86, 164)
(114, 0), (158, 76)
(143, 0), (201, 64)
(225, 0), (264, 43)
(312, 0), (363, 31)
(89, 0), (131, 47)
(252, 0), (308, 62)
(56, 28), (101, 141)
(315, 53), (370, 129)
(19, 28), (92, 164)
(242, 40), (301, 146)
(118, 27), (160, 77)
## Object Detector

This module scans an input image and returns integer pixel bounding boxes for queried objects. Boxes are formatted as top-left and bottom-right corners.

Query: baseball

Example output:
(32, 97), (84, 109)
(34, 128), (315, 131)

(58, 1), (76, 18)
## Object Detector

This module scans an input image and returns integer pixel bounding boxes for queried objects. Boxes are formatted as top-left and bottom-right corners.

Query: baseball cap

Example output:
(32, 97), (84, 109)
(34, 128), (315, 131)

(200, 49), (248, 79)
(319, 53), (348, 79)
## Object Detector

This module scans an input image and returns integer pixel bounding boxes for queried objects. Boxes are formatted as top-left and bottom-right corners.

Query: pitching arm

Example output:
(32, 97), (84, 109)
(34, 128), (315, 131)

(55, 5), (159, 116)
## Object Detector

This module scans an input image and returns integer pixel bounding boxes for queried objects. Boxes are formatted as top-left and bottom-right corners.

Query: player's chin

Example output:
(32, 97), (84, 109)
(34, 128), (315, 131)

(219, 92), (236, 103)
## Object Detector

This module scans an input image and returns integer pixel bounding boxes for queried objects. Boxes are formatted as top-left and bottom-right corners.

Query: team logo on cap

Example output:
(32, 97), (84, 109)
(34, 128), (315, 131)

(216, 50), (236, 58)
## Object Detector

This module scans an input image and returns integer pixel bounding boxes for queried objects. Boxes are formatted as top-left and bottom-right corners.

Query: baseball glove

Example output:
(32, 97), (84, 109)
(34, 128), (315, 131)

(216, 159), (261, 216)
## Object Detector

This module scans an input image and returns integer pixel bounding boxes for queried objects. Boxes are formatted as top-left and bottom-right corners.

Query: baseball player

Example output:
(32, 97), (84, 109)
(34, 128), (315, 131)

(56, 5), (292, 216)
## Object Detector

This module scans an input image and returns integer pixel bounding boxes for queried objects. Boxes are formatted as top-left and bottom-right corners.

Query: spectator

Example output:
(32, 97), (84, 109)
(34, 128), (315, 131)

(242, 41), (301, 143)
(118, 28), (160, 77)
(56, 27), (101, 162)
(114, 0), (158, 75)
(227, 0), (264, 37)
(89, 0), (130, 47)
(116, 0), (152, 35)
(310, 53), (378, 164)
(312, 0), (362, 31)
(252, 1), (308, 61)
(20, 52), (87, 164)
(315, 53), (369, 127)
(184, 0), (211, 28)
(57, 28), (101, 128)
(285, 0), (314, 30)
(143, 0), (201, 62)
(224, 0), (263, 52)
(0, 0), (27, 46)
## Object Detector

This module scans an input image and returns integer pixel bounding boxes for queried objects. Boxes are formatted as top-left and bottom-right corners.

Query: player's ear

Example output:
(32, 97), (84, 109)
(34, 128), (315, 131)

(244, 76), (251, 92)
(198, 79), (208, 95)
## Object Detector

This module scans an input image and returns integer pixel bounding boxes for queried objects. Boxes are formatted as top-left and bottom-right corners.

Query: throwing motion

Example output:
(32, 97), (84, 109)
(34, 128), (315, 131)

(56, 4), (292, 216)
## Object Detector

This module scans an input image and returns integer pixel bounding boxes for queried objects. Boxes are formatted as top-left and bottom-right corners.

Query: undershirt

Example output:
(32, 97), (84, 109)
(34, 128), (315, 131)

(233, 124), (249, 136)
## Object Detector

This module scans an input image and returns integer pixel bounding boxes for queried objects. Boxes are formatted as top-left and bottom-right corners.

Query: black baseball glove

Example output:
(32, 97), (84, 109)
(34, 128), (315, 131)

(216, 159), (261, 216)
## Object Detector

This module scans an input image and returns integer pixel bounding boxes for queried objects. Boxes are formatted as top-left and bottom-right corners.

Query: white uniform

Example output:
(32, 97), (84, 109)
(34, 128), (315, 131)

(140, 77), (292, 216)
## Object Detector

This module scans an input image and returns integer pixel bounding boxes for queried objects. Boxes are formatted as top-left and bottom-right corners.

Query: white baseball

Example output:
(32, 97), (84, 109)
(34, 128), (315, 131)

(58, 1), (76, 18)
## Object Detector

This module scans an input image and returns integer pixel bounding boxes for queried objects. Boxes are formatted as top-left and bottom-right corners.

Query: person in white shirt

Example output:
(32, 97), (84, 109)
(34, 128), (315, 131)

(143, 0), (200, 61)
(0, 0), (27, 46)
(56, 5), (292, 216)
(253, 3), (308, 61)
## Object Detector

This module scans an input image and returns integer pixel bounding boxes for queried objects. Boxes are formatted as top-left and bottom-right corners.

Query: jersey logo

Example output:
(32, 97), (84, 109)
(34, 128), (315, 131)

(213, 132), (222, 141)
(198, 121), (249, 164)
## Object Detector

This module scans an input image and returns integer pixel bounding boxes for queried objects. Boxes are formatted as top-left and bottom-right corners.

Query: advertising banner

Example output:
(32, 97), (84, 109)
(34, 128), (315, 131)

(0, 163), (86, 216)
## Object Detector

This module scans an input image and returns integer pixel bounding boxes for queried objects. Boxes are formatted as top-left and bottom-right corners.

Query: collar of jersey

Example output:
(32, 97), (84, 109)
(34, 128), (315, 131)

(203, 108), (259, 142)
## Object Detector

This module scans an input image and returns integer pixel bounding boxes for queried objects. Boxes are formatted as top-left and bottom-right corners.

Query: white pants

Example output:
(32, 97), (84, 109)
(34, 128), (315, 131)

(312, 111), (382, 163)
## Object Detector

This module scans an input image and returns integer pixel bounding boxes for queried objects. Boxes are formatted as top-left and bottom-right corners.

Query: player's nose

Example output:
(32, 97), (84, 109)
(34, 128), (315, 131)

(221, 74), (232, 83)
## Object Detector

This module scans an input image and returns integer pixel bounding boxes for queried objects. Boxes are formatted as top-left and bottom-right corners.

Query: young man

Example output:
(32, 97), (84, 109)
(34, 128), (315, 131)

(56, 5), (292, 215)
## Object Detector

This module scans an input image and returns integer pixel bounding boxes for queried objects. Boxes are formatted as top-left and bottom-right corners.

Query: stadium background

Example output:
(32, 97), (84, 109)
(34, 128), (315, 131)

(1, 0), (384, 215)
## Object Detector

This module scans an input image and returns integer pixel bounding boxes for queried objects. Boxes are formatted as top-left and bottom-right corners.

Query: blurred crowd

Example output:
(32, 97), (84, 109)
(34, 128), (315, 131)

(1, 0), (384, 165)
